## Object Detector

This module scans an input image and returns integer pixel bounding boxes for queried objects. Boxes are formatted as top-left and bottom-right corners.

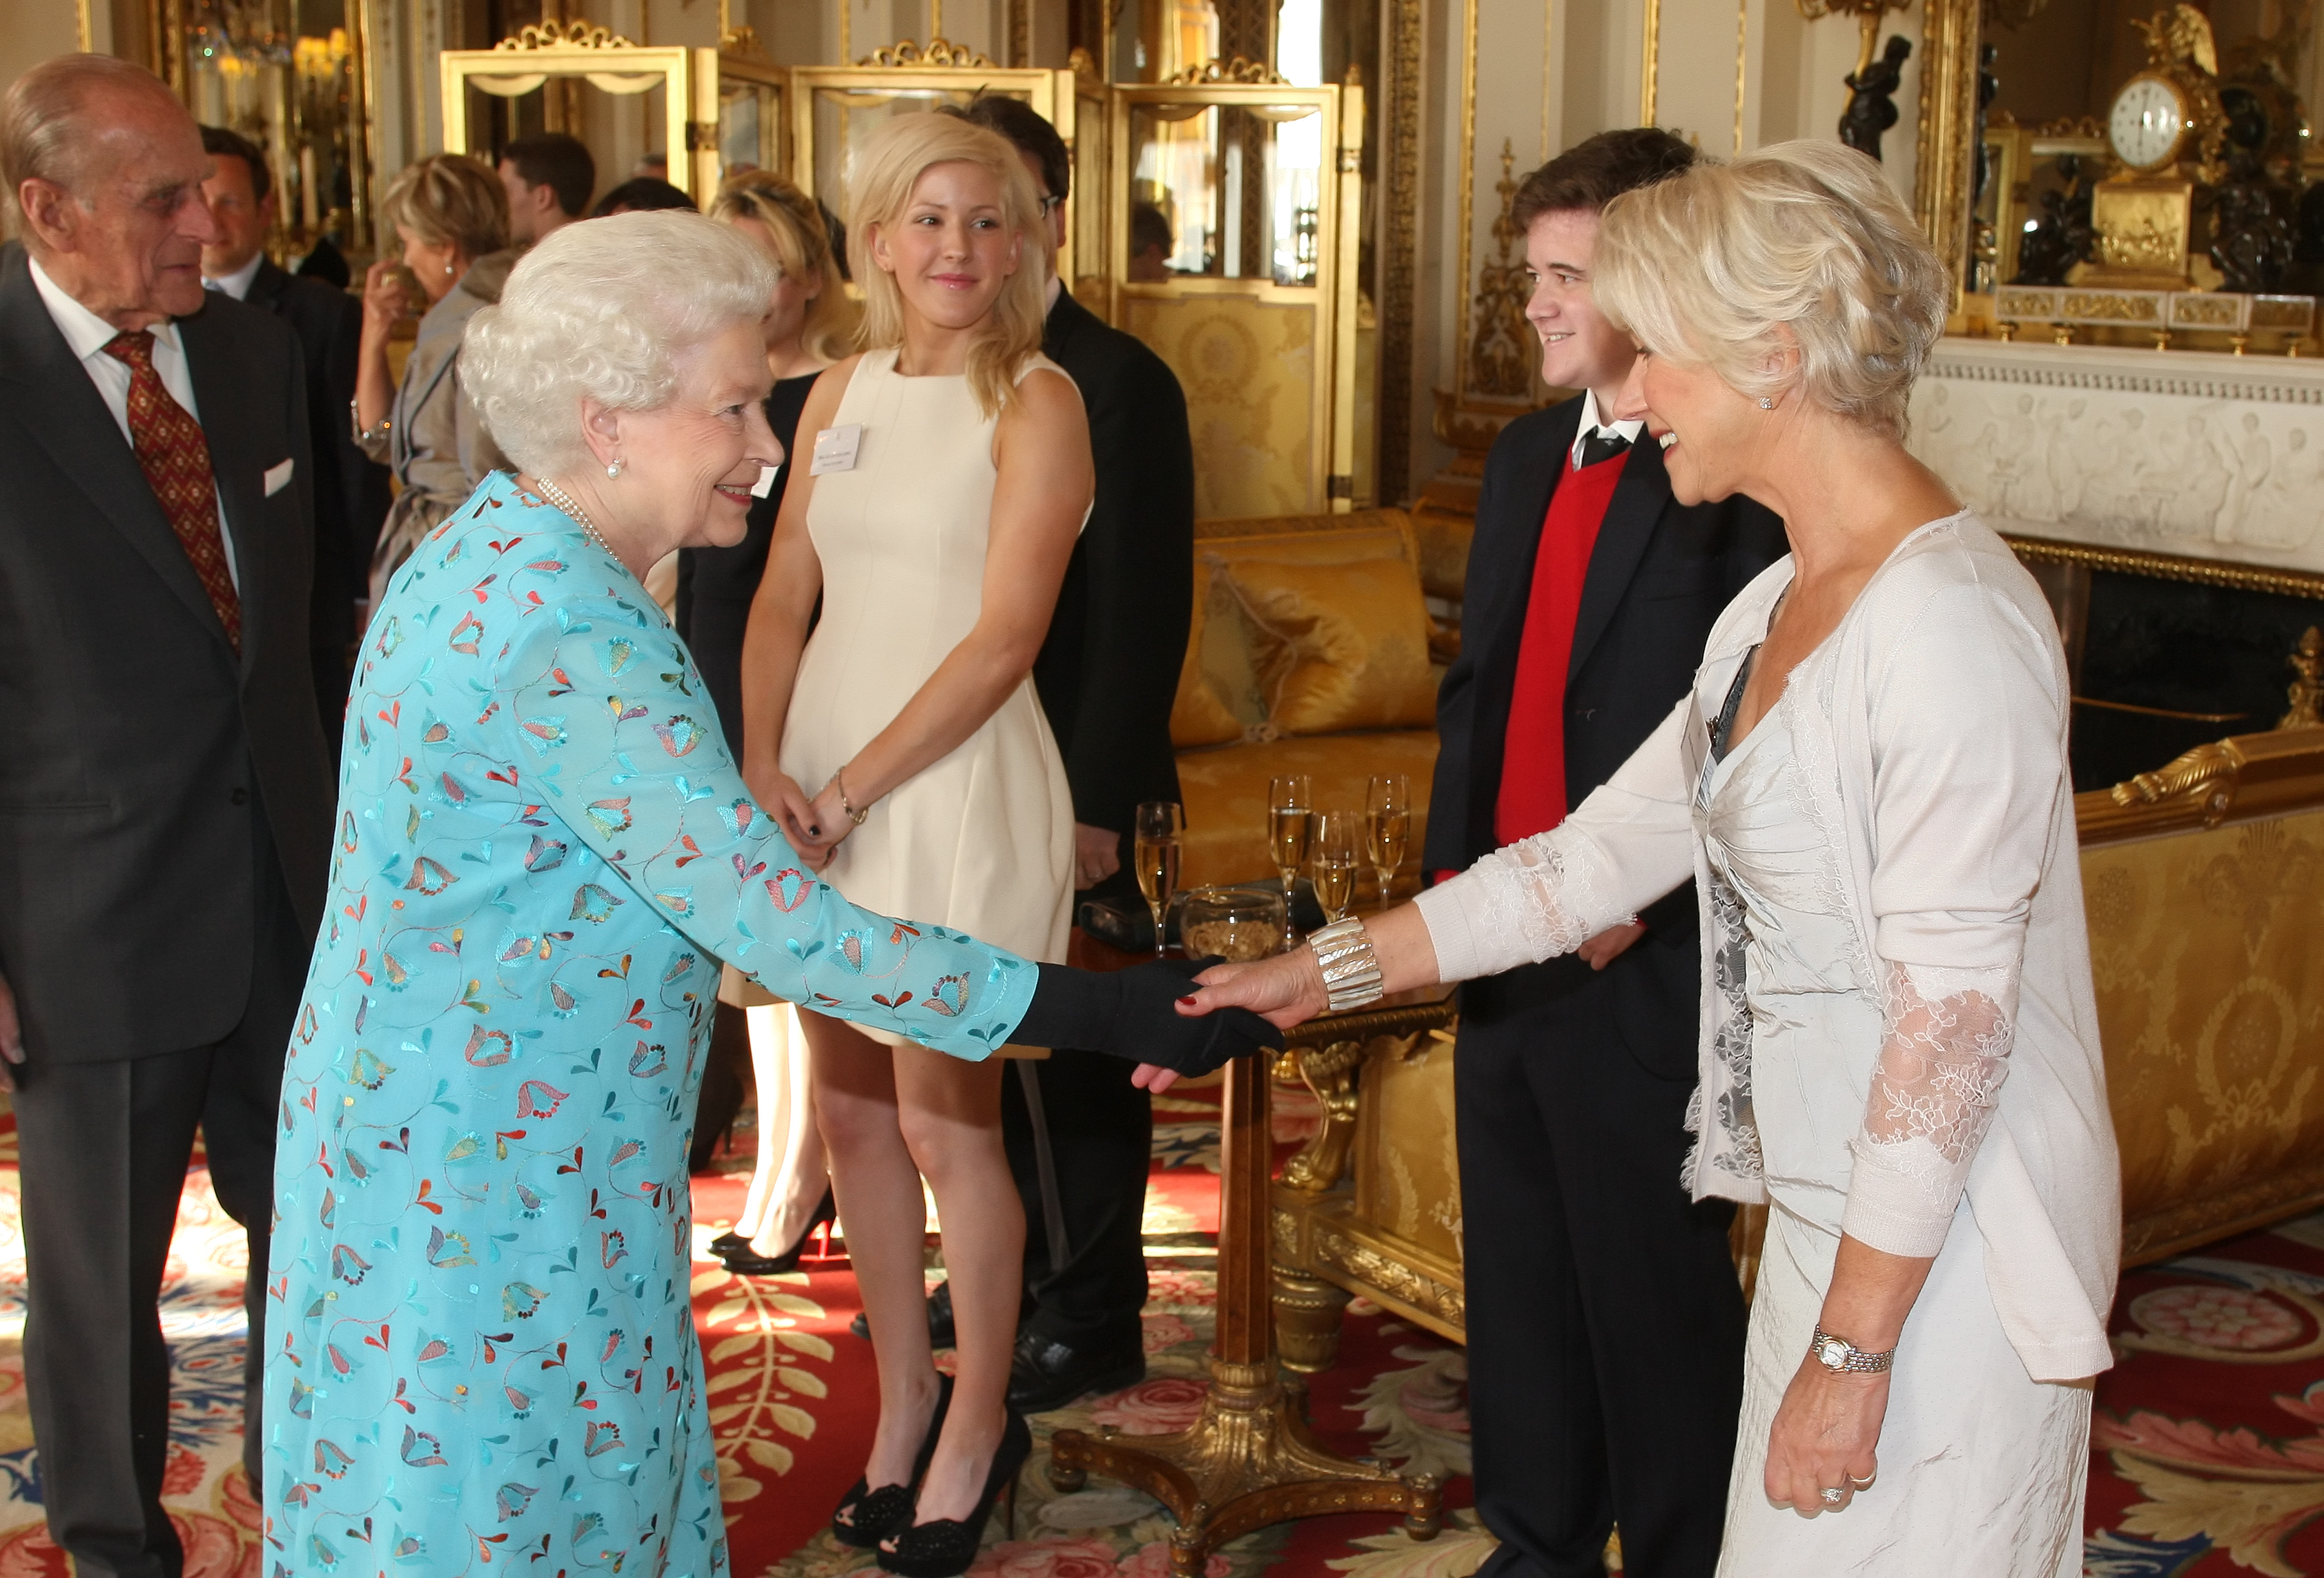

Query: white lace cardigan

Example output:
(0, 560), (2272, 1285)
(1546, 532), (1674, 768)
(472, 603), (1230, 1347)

(1416, 512), (2122, 1383)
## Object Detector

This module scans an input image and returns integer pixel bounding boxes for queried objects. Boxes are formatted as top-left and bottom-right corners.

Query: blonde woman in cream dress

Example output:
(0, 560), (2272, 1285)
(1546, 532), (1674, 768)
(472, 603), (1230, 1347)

(737, 111), (1093, 1576)
(1168, 142), (2118, 1578)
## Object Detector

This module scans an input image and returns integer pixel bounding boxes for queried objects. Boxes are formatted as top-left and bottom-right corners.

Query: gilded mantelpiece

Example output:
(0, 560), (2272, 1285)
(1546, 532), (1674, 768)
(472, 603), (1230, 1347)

(1273, 721), (2324, 1354)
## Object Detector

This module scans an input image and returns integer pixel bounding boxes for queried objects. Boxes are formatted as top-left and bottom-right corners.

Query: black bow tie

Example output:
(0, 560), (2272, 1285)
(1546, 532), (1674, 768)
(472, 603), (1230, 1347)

(1577, 428), (1632, 469)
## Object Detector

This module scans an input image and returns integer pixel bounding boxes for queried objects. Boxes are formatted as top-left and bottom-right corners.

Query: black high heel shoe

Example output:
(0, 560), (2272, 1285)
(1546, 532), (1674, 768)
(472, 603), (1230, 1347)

(719, 1189), (838, 1277)
(877, 1409), (1032, 1578)
(832, 1372), (953, 1550)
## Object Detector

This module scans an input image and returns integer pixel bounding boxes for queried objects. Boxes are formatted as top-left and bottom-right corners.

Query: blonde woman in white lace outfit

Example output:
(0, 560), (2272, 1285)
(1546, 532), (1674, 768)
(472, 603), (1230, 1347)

(1160, 141), (2118, 1577)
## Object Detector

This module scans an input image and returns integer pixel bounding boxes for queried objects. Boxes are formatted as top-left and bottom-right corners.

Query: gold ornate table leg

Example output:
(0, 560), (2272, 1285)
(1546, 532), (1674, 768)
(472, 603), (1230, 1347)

(1048, 1052), (1441, 1578)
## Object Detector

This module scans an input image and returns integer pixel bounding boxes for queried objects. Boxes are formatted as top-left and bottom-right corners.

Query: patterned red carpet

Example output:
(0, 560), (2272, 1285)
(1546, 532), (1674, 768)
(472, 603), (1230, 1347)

(0, 1089), (2318, 1575)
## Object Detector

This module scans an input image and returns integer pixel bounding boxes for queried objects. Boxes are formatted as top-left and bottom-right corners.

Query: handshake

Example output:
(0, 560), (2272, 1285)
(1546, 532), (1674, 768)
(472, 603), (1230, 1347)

(1015, 955), (1283, 1080)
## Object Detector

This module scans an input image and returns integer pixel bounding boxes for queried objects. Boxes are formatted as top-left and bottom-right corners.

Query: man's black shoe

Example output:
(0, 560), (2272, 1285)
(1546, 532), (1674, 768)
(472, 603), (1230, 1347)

(849, 1280), (956, 1347)
(1006, 1329), (1146, 1414)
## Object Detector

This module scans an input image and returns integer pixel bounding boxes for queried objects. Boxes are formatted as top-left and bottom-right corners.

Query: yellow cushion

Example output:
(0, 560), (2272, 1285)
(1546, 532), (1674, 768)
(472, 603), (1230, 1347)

(1174, 730), (1438, 893)
(1169, 558), (1271, 748)
(1220, 554), (1436, 735)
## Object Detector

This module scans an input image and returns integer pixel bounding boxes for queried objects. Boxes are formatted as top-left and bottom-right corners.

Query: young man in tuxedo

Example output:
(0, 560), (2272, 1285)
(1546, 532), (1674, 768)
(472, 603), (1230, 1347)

(1424, 130), (1789, 1578)
(953, 96), (1197, 1414)
(0, 55), (333, 1578)
(199, 124), (388, 727)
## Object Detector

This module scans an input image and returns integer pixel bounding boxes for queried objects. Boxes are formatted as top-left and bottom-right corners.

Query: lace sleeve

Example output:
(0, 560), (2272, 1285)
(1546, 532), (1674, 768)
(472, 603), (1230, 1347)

(1413, 824), (1639, 982)
(1841, 959), (2017, 1257)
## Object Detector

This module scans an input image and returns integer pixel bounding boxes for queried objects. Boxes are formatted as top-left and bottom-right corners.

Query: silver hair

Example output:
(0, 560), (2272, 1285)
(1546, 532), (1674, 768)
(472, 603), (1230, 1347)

(1592, 139), (1950, 442)
(1, 53), (179, 233)
(460, 210), (777, 476)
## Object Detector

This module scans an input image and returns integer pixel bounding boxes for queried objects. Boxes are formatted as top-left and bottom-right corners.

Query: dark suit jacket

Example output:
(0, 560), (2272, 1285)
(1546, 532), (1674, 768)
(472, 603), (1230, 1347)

(1032, 290), (1195, 879)
(0, 242), (334, 1065)
(1424, 396), (1787, 1068)
(242, 257), (389, 724)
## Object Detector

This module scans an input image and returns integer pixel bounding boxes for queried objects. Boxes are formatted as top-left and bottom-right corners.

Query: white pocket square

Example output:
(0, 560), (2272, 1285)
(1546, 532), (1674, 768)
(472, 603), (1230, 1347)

(264, 458), (294, 497)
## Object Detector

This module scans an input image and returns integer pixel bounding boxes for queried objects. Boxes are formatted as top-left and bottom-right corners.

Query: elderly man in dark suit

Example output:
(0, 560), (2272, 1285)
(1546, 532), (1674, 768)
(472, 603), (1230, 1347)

(1425, 130), (1789, 1578)
(199, 123), (389, 729)
(951, 96), (1197, 1414)
(0, 55), (333, 1578)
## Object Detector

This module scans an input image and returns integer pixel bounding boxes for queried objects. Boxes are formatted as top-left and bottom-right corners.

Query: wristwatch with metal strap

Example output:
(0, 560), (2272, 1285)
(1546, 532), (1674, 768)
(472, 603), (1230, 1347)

(1810, 1325), (1895, 1375)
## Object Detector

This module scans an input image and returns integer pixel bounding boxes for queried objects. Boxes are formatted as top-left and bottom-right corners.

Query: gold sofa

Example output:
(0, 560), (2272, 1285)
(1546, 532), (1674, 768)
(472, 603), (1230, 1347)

(1271, 721), (2324, 1355)
(1170, 509), (1449, 895)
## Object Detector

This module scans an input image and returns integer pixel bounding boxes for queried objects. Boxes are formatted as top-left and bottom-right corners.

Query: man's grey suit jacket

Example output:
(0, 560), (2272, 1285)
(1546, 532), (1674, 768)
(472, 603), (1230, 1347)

(0, 241), (333, 1066)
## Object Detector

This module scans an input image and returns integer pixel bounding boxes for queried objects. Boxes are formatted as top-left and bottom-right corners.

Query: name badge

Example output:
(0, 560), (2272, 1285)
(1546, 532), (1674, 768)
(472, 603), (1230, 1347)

(810, 424), (863, 476)
(750, 462), (781, 498)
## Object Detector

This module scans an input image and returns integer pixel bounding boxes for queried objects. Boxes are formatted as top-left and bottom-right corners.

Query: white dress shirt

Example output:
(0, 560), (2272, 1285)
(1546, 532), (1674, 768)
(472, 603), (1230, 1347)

(30, 253), (240, 589)
(204, 251), (266, 302)
(1567, 386), (1645, 471)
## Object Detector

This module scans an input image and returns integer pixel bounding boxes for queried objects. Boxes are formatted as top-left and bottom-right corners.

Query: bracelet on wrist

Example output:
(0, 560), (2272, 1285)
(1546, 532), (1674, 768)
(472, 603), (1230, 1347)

(1307, 917), (1385, 1013)
(349, 395), (390, 445)
(832, 766), (871, 826)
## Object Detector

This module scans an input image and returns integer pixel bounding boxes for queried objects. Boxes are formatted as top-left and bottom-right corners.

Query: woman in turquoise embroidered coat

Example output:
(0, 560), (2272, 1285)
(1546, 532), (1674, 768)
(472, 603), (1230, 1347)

(264, 212), (1269, 1577)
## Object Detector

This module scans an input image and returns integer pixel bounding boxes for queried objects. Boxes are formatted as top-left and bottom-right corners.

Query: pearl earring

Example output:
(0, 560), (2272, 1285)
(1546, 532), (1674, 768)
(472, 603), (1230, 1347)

(1758, 396), (1774, 410)
(607, 459), (624, 478)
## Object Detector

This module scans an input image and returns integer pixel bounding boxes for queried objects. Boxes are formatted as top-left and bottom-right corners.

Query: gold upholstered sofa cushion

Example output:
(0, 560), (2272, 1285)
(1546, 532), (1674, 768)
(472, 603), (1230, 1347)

(1171, 511), (1442, 890)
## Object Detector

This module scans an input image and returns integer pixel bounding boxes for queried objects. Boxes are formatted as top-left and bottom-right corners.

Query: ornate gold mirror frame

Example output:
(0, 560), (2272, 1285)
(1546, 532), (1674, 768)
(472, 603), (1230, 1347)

(1107, 73), (1366, 516)
(1913, 0), (1983, 308)
(440, 22), (698, 196)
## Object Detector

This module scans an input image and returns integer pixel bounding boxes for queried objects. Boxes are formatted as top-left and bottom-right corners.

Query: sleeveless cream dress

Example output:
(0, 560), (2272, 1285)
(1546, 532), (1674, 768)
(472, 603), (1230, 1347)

(779, 347), (1078, 1049)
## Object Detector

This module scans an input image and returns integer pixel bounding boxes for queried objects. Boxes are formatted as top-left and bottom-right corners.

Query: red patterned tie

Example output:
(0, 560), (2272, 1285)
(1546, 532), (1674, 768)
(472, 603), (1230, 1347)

(103, 329), (242, 652)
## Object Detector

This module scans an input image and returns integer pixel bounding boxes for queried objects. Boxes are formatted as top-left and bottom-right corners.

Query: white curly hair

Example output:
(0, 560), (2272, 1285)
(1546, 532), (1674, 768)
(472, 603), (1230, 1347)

(461, 209), (777, 476)
(1590, 139), (1950, 442)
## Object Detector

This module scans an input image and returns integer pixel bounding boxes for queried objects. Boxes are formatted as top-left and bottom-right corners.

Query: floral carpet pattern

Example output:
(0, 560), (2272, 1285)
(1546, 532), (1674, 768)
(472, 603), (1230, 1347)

(0, 1090), (2320, 1576)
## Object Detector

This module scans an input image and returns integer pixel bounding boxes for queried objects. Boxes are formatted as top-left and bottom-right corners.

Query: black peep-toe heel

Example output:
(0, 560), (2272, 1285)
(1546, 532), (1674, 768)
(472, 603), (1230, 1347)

(832, 1373), (953, 1550)
(876, 1409), (1032, 1578)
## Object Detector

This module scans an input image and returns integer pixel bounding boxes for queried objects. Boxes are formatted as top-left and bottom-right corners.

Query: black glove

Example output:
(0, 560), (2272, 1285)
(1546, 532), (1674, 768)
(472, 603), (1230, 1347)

(1014, 957), (1283, 1077)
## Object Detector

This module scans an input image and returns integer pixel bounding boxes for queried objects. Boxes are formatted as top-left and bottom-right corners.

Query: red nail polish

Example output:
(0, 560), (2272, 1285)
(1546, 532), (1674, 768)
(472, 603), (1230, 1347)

(1176, 995), (1198, 1005)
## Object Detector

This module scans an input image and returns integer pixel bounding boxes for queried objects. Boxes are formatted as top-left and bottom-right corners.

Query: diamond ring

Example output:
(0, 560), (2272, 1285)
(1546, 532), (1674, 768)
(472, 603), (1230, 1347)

(1819, 1487), (1844, 1506)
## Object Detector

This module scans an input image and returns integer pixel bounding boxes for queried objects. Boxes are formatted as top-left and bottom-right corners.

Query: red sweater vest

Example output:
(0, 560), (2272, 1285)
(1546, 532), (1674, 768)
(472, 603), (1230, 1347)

(1493, 449), (1630, 846)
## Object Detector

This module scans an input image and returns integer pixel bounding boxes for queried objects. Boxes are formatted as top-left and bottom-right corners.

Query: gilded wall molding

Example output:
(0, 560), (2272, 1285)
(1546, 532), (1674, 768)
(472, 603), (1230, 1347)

(1376, 0), (1423, 507)
(1912, 0), (1980, 302)
(2006, 538), (2324, 601)
(494, 19), (638, 49)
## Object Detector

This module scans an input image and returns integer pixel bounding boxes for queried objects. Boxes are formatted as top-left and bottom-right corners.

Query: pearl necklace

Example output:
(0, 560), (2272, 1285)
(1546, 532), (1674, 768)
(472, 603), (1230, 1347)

(531, 476), (617, 558)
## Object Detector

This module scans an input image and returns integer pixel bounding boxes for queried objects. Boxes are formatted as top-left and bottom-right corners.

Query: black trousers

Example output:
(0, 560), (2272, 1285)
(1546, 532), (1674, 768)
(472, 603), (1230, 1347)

(11, 857), (304, 1578)
(999, 1047), (1152, 1347)
(1457, 961), (1746, 1578)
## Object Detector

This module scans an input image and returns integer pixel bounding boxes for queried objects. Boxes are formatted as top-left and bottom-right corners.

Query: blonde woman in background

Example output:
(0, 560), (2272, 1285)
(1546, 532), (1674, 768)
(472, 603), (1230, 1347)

(739, 114), (1093, 1578)
(680, 171), (852, 1277)
(1172, 141), (2117, 1577)
(353, 152), (515, 604)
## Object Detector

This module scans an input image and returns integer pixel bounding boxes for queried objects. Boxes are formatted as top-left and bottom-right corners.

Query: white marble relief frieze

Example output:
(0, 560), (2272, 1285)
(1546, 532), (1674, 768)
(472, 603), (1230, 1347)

(1906, 338), (2324, 577)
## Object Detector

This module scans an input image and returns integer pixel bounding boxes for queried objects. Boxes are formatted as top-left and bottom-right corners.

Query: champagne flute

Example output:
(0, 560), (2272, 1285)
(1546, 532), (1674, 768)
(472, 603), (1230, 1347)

(1266, 775), (1314, 916)
(1365, 774), (1411, 910)
(1133, 800), (1184, 957)
(1309, 810), (1360, 924)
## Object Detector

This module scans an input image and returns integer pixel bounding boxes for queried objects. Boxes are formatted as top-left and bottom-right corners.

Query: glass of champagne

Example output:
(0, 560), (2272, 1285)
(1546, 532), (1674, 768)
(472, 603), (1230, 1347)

(1133, 800), (1184, 957)
(1309, 810), (1360, 924)
(1365, 774), (1411, 910)
(1178, 884), (1290, 964)
(1267, 775), (1314, 915)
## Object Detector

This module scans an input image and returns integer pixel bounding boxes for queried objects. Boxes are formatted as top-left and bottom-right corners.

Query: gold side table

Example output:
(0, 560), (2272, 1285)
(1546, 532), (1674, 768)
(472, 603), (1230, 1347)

(1046, 980), (1456, 1578)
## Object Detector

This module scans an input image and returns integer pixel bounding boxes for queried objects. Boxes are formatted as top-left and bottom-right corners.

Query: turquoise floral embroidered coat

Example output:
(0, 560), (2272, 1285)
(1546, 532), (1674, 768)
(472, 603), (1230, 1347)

(264, 472), (1038, 1576)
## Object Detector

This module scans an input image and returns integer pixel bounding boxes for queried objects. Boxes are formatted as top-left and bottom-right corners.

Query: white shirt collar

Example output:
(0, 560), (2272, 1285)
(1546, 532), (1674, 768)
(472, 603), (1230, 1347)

(1043, 271), (1064, 315)
(1569, 386), (1645, 469)
(28, 253), (184, 361)
(205, 252), (266, 301)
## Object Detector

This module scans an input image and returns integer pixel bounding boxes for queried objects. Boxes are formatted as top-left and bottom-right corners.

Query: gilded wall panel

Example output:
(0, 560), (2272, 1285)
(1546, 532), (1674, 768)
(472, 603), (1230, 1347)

(1126, 293), (1316, 518)
(1352, 1030), (1463, 1268)
(2082, 808), (2324, 1248)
